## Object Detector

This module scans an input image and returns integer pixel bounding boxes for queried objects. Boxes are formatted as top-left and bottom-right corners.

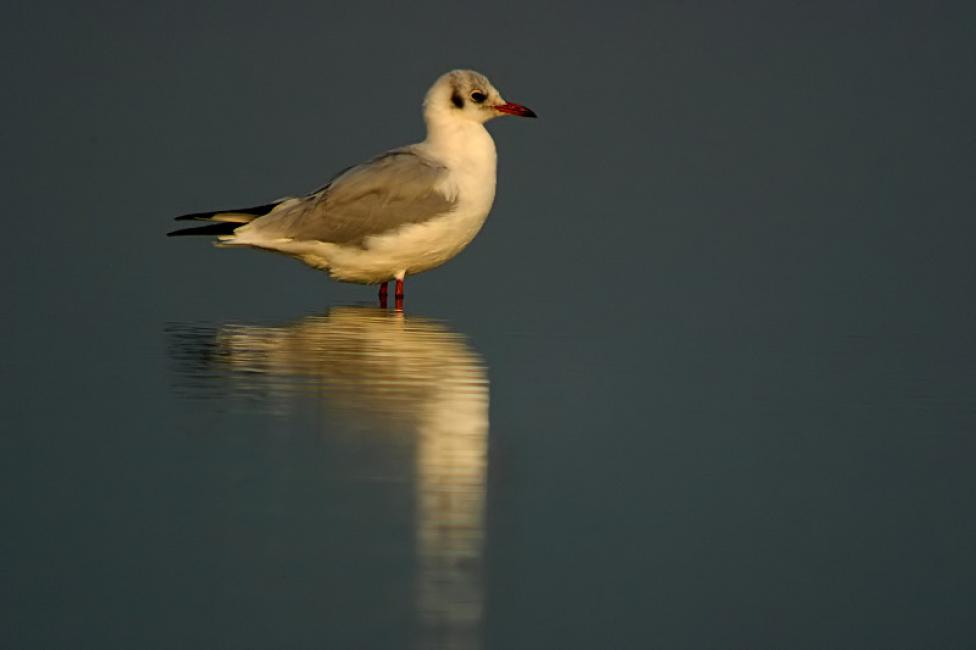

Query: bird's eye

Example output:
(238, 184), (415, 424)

(470, 91), (487, 103)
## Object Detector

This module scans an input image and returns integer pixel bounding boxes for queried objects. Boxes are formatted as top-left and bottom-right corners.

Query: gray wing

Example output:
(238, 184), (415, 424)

(241, 147), (456, 246)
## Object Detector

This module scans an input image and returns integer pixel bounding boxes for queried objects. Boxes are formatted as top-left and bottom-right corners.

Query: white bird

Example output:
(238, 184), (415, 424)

(169, 69), (536, 307)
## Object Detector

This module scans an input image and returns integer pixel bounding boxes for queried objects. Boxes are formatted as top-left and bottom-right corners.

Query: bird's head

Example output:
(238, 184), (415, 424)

(423, 69), (536, 126)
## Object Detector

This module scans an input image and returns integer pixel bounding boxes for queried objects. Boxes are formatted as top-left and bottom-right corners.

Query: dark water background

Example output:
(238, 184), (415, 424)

(2, 2), (975, 648)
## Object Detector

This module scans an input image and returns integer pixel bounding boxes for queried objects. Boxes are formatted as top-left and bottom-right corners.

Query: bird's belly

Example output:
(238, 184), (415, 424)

(309, 205), (490, 283)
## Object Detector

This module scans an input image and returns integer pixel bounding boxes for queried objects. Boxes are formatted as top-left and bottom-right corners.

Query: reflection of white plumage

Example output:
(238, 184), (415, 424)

(169, 69), (535, 305)
(216, 308), (488, 434)
(206, 307), (488, 648)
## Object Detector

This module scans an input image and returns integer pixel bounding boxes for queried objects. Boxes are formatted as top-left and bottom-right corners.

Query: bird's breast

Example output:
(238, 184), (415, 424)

(426, 123), (498, 219)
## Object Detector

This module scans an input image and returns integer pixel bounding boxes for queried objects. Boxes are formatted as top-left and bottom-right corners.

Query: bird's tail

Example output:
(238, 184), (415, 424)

(166, 202), (280, 238)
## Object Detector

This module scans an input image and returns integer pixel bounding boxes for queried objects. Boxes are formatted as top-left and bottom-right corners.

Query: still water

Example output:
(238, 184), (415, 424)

(6, 287), (972, 649)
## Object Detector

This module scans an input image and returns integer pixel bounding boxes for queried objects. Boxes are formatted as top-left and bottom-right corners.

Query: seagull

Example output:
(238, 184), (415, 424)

(168, 69), (536, 308)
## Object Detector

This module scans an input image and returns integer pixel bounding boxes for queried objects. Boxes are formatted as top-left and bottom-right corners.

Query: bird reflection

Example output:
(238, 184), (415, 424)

(168, 307), (488, 649)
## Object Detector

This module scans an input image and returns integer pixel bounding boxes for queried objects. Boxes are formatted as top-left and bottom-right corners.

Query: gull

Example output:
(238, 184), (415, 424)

(168, 69), (536, 308)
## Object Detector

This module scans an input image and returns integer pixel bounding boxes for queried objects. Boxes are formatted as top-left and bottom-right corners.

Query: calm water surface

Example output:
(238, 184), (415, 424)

(4, 290), (973, 648)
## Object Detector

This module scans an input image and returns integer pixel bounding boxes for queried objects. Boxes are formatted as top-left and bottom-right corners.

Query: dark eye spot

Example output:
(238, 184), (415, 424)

(470, 91), (486, 104)
(450, 91), (464, 109)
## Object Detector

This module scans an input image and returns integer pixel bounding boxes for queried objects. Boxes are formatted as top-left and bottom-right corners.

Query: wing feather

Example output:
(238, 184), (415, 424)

(238, 148), (456, 246)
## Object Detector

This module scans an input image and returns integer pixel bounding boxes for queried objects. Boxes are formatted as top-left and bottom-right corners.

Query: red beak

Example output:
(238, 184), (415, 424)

(493, 101), (537, 118)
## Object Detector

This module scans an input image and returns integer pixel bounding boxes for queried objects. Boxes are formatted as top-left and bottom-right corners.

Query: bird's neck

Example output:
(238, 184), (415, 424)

(423, 115), (497, 169)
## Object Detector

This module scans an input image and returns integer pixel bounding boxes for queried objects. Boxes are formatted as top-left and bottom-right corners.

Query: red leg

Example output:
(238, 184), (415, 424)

(378, 282), (388, 308)
(394, 278), (404, 310)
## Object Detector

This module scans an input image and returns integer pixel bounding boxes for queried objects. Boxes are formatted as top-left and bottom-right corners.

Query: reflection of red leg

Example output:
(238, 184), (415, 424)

(394, 278), (404, 310)
(378, 282), (388, 308)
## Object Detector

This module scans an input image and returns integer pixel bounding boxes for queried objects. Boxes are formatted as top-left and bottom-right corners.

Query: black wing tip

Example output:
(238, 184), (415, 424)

(174, 201), (280, 222)
(174, 212), (208, 222)
(167, 222), (240, 237)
